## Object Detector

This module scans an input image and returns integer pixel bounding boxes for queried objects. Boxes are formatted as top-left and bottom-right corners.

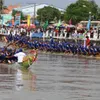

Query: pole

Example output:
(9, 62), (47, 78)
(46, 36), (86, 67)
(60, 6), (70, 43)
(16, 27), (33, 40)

(89, 12), (91, 22)
(33, 3), (36, 24)
(27, 2), (36, 24)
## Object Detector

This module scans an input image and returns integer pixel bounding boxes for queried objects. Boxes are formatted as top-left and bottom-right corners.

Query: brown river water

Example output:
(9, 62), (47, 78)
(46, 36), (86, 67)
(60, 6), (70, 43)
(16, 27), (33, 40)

(0, 52), (100, 100)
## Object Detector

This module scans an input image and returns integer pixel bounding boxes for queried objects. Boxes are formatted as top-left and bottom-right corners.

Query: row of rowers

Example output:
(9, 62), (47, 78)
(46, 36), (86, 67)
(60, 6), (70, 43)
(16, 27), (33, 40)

(5, 35), (100, 56)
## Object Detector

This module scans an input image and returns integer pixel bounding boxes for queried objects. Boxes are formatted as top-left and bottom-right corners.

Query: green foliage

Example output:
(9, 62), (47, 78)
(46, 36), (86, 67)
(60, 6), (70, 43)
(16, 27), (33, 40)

(64, 0), (99, 24)
(12, 10), (16, 16)
(0, 0), (3, 13)
(12, 9), (26, 20)
(37, 6), (61, 23)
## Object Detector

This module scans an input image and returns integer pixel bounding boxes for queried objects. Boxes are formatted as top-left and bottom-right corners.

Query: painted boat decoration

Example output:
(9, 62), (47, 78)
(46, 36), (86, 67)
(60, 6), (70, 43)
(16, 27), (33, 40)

(21, 50), (38, 69)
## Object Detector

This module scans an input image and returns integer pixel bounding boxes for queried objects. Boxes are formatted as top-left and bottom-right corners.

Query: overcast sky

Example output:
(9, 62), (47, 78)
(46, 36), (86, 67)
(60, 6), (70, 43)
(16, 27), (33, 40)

(4, 0), (100, 9)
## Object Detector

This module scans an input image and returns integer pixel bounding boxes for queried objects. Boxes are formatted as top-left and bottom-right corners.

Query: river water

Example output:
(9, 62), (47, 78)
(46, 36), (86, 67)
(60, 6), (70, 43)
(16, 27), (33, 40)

(0, 53), (100, 100)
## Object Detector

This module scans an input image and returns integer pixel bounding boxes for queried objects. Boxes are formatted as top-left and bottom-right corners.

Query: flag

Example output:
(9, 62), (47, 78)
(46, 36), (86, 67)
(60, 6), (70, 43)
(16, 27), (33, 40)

(87, 18), (91, 31)
(56, 19), (61, 29)
(67, 19), (72, 31)
(43, 21), (48, 30)
(27, 15), (31, 26)
(69, 19), (72, 25)
(57, 20), (61, 27)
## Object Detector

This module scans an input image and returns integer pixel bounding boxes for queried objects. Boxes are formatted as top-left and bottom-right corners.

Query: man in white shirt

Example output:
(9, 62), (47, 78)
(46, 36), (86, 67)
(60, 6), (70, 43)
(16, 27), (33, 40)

(14, 50), (26, 63)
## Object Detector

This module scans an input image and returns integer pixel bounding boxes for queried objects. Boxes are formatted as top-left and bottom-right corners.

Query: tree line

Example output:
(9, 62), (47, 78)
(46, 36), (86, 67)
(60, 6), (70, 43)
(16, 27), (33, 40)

(37, 0), (100, 24)
(1, 0), (100, 24)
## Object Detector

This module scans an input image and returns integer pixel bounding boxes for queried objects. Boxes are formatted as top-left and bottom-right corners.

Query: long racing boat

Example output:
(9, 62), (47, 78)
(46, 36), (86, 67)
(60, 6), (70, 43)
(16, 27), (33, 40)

(0, 49), (38, 69)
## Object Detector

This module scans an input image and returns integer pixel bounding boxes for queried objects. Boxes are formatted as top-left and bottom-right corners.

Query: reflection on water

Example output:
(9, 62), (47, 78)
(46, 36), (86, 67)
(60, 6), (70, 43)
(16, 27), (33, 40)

(15, 69), (24, 91)
(0, 64), (15, 100)
(31, 54), (100, 100)
(0, 53), (100, 100)
(0, 64), (15, 90)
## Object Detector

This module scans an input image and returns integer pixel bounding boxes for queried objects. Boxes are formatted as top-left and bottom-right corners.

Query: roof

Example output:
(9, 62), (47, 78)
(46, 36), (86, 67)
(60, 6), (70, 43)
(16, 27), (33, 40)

(3, 5), (20, 14)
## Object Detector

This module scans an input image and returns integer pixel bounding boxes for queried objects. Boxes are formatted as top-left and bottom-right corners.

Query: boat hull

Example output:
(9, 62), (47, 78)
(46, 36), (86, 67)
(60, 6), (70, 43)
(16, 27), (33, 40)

(21, 56), (34, 69)
(21, 50), (38, 69)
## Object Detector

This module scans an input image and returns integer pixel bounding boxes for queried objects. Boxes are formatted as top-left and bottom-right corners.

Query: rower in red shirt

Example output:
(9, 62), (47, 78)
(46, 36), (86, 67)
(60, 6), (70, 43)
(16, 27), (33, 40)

(86, 36), (90, 48)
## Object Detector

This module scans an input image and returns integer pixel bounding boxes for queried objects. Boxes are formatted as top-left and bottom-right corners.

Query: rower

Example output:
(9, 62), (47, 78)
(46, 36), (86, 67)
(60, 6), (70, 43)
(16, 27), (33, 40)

(86, 36), (90, 49)
(14, 48), (26, 64)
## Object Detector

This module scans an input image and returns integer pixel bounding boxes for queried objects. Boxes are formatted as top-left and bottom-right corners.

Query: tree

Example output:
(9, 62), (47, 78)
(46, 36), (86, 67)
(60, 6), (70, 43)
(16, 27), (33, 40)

(0, 0), (3, 9)
(0, 0), (3, 14)
(64, 0), (99, 24)
(12, 10), (26, 20)
(37, 6), (61, 23)
(0, 0), (9, 14)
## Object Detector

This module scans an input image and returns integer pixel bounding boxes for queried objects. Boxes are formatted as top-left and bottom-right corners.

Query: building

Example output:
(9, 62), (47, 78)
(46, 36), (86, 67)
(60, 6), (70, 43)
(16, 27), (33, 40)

(0, 14), (12, 25)
(14, 4), (65, 17)
(3, 5), (20, 14)
(0, 5), (20, 25)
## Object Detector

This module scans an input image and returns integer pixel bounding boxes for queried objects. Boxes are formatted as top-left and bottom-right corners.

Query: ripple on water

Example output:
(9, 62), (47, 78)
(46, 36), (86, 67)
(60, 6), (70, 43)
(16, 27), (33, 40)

(0, 51), (100, 100)
(31, 54), (100, 100)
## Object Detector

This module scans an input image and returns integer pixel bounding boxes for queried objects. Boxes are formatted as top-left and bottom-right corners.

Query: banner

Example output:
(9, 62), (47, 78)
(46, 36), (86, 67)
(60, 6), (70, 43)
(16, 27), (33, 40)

(32, 32), (43, 38)
(27, 15), (31, 26)
(14, 15), (21, 26)
(87, 19), (91, 31)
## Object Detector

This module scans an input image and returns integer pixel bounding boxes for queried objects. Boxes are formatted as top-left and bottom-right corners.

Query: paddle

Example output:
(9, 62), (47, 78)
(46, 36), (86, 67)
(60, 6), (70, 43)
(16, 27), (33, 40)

(5, 36), (25, 48)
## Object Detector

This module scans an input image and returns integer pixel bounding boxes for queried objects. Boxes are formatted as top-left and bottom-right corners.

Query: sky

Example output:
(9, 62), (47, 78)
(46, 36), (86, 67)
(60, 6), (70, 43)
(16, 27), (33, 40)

(4, 0), (100, 9)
